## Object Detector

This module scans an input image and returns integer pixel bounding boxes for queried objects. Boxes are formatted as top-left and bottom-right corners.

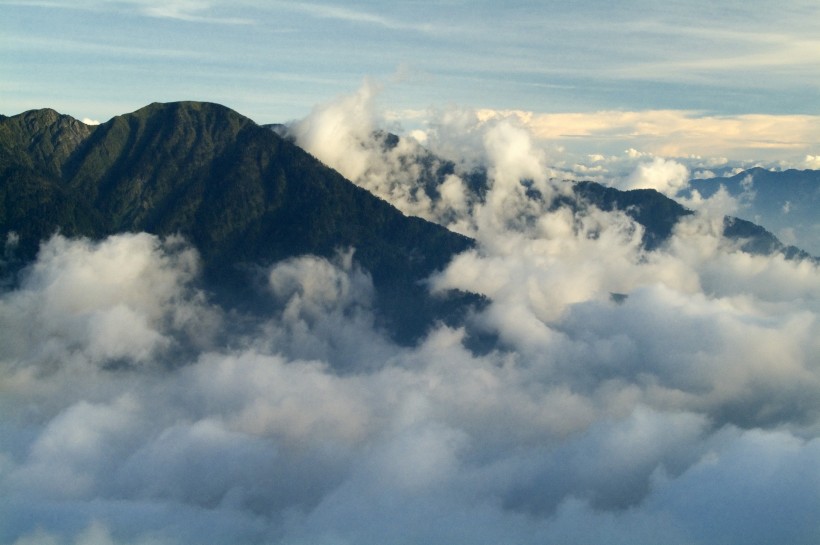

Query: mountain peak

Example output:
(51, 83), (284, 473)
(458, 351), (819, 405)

(0, 107), (94, 178)
(126, 100), (253, 124)
(0, 101), (477, 342)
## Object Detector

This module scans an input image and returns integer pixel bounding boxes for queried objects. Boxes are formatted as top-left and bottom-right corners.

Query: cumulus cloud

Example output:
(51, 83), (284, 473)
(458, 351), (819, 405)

(3, 92), (820, 545)
(805, 154), (820, 169)
(0, 233), (216, 373)
(290, 82), (571, 238)
(621, 156), (691, 196)
(289, 79), (447, 223)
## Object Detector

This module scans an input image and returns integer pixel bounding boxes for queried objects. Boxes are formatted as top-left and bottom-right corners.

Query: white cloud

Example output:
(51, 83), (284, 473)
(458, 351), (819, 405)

(288, 82), (476, 229)
(622, 157), (690, 197)
(276, 1), (437, 32)
(134, 0), (254, 24)
(3, 221), (820, 545)
(0, 233), (215, 371)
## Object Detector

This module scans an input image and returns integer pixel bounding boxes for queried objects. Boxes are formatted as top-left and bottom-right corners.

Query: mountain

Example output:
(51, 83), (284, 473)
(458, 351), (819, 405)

(0, 102), (477, 342)
(566, 181), (813, 260)
(1, 103), (813, 343)
(289, 127), (810, 260)
(0, 108), (100, 254)
(562, 182), (692, 250)
(688, 167), (820, 256)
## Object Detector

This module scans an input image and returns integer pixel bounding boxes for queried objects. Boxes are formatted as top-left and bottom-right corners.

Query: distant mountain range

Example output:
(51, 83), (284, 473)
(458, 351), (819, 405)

(688, 167), (820, 256)
(1, 102), (815, 341)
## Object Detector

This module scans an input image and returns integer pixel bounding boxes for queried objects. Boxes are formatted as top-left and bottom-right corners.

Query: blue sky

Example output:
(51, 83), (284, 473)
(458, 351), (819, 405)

(2, 0), (820, 162)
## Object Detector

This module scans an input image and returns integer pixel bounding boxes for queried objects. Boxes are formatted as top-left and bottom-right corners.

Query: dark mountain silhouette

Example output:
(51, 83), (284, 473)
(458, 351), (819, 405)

(563, 181), (692, 250)
(1, 103), (813, 342)
(0, 108), (100, 254)
(566, 182), (812, 259)
(0, 102), (477, 342)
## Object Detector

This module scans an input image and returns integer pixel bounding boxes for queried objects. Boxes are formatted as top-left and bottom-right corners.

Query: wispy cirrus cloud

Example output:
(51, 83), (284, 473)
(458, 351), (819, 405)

(271, 0), (438, 32)
(138, 0), (255, 25)
(5, 0), (256, 24)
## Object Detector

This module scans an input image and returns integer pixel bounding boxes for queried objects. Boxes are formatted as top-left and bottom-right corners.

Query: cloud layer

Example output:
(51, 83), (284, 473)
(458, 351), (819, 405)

(2, 89), (820, 545)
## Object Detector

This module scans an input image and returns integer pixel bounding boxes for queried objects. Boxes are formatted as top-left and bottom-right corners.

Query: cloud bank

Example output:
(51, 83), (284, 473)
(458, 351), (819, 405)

(473, 108), (820, 168)
(3, 88), (820, 545)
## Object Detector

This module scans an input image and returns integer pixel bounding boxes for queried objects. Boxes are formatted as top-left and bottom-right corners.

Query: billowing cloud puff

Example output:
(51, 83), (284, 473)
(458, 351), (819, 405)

(289, 79), (383, 184)
(622, 157), (691, 197)
(805, 154), (820, 169)
(289, 79), (457, 224)
(0, 233), (215, 372)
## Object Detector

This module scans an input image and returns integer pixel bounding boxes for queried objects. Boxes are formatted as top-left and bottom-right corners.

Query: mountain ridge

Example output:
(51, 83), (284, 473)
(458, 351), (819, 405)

(1, 102), (478, 341)
(2, 102), (814, 341)
(688, 167), (820, 256)
(0, 107), (94, 178)
(284, 125), (814, 260)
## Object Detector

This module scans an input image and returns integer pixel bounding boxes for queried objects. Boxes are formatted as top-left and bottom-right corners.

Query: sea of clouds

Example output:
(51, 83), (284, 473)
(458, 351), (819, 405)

(2, 84), (819, 545)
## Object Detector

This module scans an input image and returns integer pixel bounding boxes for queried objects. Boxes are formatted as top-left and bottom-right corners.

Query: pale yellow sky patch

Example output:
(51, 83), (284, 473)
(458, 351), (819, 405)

(477, 109), (820, 162)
